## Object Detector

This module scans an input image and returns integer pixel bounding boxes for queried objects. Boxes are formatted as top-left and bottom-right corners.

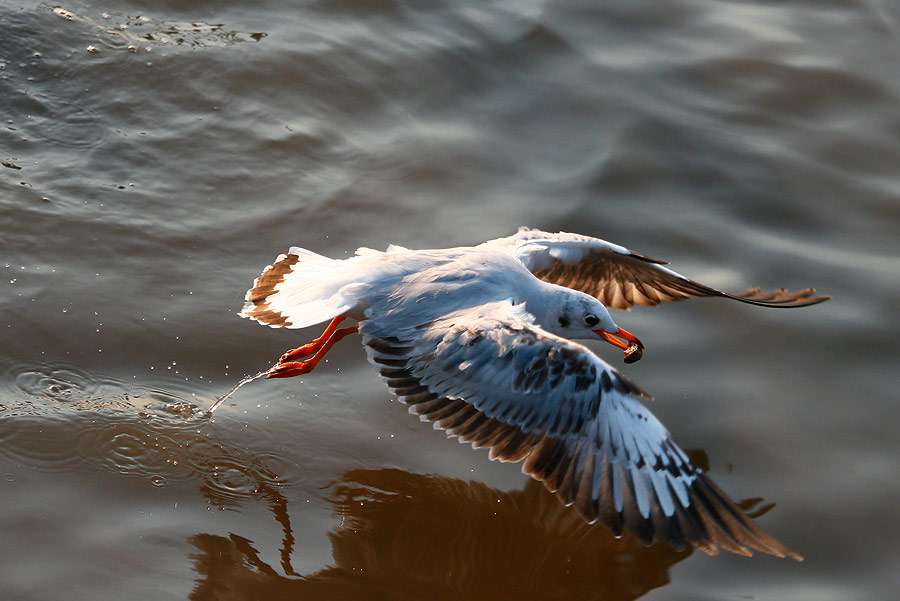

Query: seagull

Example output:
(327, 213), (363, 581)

(239, 227), (828, 559)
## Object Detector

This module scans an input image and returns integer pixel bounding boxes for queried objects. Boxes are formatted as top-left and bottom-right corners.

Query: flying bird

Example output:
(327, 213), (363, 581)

(239, 227), (829, 559)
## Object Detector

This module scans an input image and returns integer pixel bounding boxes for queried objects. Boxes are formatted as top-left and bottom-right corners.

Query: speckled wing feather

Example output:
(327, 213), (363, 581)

(359, 300), (801, 559)
(484, 228), (829, 310)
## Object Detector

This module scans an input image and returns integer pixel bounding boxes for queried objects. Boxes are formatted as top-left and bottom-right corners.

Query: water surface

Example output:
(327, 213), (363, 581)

(1, 1), (898, 599)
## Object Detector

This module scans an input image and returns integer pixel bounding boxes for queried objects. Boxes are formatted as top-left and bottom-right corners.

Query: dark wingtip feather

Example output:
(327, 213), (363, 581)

(688, 474), (804, 560)
(624, 250), (669, 265)
(725, 286), (831, 308)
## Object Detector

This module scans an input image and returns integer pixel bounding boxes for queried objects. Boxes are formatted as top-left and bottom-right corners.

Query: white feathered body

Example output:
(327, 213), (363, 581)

(240, 243), (608, 335)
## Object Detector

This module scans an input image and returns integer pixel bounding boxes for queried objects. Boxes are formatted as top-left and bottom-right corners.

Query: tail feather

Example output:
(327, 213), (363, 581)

(239, 248), (356, 329)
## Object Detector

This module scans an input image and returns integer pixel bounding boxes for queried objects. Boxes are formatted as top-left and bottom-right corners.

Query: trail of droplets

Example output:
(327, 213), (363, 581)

(205, 369), (272, 415)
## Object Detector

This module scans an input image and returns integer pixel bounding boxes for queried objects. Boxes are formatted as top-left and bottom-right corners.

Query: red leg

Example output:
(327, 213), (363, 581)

(267, 325), (358, 378)
(279, 315), (348, 363)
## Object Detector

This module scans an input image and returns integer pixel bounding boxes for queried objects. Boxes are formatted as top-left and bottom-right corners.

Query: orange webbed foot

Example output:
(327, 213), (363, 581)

(279, 343), (318, 363)
(266, 361), (315, 379)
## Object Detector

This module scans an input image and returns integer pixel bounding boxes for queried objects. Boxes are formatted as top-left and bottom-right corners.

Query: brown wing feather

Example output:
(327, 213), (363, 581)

(531, 252), (829, 310)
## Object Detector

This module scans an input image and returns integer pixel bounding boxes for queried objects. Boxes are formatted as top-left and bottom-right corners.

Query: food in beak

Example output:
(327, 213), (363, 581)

(596, 326), (644, 364)
(624, 343), (643, 364)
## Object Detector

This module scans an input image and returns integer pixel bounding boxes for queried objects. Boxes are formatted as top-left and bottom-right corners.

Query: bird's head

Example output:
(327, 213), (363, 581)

(539, 290), (644, 363)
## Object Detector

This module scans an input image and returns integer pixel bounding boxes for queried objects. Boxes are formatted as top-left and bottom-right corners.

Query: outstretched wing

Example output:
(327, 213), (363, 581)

(482, 228), (829, 310)
(359, 300), (801, 559)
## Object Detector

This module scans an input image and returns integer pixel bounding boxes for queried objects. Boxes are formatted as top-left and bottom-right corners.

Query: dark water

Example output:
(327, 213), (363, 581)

(2, 0), (898, 599)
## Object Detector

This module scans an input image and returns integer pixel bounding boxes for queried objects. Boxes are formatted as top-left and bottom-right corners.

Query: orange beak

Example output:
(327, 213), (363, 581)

(595, 326), (644, 352)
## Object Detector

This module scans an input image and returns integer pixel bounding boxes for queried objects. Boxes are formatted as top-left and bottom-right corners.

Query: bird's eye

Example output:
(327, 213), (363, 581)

(584, 314), (599, 327)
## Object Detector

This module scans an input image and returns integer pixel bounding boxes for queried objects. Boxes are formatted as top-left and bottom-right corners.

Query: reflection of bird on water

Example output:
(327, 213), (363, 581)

(238, 228), (829, 558)
(189, 468), (714, 601)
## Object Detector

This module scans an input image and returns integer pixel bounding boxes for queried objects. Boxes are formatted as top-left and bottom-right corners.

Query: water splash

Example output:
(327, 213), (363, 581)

(1, 361), (131, 415)
(205, 369), (272, 415)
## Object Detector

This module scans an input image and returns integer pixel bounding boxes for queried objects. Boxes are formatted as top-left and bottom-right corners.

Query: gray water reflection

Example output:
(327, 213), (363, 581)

(0, 363), (286, 498)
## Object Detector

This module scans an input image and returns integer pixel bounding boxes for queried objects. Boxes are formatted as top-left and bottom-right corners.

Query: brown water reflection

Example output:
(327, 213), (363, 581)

(189, 468), (700, 601)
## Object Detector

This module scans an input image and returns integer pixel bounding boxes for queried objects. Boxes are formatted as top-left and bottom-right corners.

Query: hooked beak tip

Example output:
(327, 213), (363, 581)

(595, 326), (644, 356)
(615, 326), (643, 349)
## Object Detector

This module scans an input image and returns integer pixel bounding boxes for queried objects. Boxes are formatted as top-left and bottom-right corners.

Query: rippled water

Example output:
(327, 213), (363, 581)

(1, 1), (898, 600)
